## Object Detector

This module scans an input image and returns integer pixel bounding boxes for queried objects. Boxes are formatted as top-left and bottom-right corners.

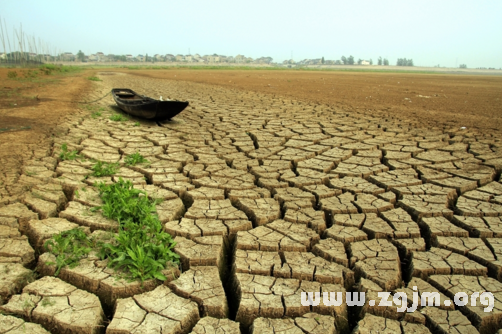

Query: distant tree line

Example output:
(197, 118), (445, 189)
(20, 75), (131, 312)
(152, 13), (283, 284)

(378, 57), (389, 66)
(396, 58), (414, 66)
(335, 56), (415, 66)
(341, 55), (354, 65)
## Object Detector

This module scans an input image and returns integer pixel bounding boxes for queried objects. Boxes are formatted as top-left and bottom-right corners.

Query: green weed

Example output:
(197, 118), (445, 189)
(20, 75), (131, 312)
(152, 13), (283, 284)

(7, 70), (18, 79)
(22, 298), (35, 310)
(39, 64), (83, 75)
(88, 76), (102, 81)
(109, 114), (128, 122)
(91, 111), (102, 118)
(45, 179), (179, 282)
(23, 70), (39, 79)
(59, 143), (81, 161)
(95, 179), (179, 281)
(41, 297), (56, 307)
(133, 122), (140, 127)
(124, 152), (148, 166)
(43, 228), (94, 276)
(90, 161), (119, 177)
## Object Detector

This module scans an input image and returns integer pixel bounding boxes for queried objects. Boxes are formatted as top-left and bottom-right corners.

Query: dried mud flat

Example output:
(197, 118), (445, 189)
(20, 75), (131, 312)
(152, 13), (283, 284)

(1, 70), (502, 334)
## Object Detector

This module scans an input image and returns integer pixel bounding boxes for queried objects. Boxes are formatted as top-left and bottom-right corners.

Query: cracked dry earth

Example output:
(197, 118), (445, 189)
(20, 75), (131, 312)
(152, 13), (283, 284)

(1, 71), (502, 334)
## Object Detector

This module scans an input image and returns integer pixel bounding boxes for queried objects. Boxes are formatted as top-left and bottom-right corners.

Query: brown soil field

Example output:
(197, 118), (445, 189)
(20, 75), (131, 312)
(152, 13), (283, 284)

(0, 67), (94, 159)
(123, 68), (502, 132)
(2, 67), (502, 334)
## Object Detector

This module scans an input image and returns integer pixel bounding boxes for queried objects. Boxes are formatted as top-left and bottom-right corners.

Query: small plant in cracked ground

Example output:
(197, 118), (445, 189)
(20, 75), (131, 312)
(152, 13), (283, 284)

(45, 179), (179, 281)
(90, 161), (119, 177)
(44, 228), (94, 275)
(96, 179), (179, 281)
(59, 143), (81, 161)
(125, 152), (149, 166)
(109, 114), (128, 122)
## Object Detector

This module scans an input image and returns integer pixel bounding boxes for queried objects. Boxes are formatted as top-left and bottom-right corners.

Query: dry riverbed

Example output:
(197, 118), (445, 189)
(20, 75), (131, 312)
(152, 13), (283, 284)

(1, 69), (502, 333)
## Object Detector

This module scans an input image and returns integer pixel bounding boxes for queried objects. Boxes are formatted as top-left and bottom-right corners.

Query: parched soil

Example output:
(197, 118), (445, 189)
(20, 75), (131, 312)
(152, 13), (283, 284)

(123, 68), (502, 132)
(0, 67), (95, 158)
(1, 67), (502, 334)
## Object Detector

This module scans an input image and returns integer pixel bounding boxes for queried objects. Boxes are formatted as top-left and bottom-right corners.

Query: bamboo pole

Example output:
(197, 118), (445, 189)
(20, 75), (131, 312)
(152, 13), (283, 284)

(4, 18), (12, 64)
(0, 18), (5, 64)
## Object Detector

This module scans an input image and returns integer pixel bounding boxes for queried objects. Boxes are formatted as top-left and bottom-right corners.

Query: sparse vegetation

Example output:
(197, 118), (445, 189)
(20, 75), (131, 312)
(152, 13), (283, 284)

(95, 179), (179, 281)
(91, 111), (102, 118)
(109, 114), (128, 122)
(7, 70), (18, 79)
(44, 228), (94, 275)
(22, 298), (35, 310)
(90, 161), (119, 177)
(125, 152), (148, 166)
(59, 143), (81, 161)
(87, 76), (102, 81)
(41, 297), (56, 307)
(44, 179), (180, 282)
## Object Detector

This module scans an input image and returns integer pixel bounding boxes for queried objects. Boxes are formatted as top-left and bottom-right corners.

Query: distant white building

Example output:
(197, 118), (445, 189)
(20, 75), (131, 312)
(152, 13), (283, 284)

(235, 54), (246, 63)
(361, 60), (370, 65)
(206, 55), (220, 62)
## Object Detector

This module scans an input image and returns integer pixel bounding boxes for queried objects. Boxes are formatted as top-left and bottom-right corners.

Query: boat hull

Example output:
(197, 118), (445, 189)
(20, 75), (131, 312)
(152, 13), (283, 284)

(112, 88), (188, 121)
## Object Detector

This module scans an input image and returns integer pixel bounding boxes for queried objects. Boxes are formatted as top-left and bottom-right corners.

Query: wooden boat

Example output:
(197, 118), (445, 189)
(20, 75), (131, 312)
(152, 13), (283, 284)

(112, 88), (188, 121)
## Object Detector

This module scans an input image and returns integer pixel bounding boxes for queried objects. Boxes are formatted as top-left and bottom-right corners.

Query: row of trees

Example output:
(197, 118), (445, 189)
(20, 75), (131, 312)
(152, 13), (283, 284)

(377, 57), (390, 66)
(396, 58), (414, 66)
(338, 56), (413, 66)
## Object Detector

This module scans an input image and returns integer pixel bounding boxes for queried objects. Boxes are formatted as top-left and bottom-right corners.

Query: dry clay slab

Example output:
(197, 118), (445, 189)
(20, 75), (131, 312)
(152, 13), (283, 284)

(0, 276), (104, 334)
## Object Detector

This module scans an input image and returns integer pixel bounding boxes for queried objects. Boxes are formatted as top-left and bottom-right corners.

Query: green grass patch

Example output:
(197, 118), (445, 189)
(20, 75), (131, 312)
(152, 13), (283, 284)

(90, 161), (119, 177)
(125, 152), (148, 166)
(6, 65), (83, 83)
(45, 179), (180, 282)
(39, 64), (84, 75)
(7, 70), (18, 78)
(87, 76), (102, 81)
(109, 114), (128, 122)
(44, 228), (94, 276)
(91, 111), (102, 118)
(96, 179), (179, 281)
(59, 143), (82, 161)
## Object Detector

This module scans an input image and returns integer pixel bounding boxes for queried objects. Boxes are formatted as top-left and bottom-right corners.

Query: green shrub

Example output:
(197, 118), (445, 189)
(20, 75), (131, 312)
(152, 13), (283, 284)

(44, 179), (180, 282)
(109, 114), (128, 122)
(90, 161), (119, 177)
(125, 152), (148, 166)
(44, 228), (94, 276)
(59, 143), (81, 161)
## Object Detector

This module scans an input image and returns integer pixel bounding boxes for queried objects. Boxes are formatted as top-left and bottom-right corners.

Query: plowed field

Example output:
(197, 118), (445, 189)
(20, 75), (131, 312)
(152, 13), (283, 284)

(1, 68), (502, 334)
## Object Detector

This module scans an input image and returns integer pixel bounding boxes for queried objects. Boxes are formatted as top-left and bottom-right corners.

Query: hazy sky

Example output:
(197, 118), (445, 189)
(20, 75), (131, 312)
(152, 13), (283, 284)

(2, 0), (501, 68)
